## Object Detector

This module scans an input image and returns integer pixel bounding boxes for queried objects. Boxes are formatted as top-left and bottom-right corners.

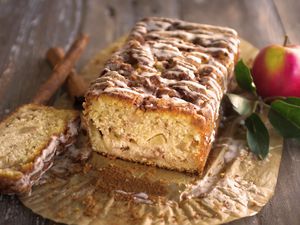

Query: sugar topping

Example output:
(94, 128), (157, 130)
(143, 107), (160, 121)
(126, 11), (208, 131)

(87, 17), (239, 122)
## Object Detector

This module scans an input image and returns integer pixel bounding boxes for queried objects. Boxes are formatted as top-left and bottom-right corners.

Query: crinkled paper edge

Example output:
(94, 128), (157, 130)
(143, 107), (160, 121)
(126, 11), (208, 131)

(20, 37), (283, 225)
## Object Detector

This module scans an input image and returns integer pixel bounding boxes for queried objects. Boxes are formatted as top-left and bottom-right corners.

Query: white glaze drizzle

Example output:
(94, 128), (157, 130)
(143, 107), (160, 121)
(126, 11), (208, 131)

(87, 17), (239, 122)
(13, 118), (80, 194)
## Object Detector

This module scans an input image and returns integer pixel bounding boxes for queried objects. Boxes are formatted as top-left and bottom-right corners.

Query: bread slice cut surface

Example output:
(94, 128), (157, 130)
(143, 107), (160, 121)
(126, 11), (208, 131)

(0, 104), (80, 194)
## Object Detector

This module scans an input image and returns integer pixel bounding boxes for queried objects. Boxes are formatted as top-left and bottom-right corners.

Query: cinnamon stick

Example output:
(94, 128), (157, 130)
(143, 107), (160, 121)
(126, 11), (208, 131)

(46, 47), (65, 66)
(46, 47), (88, 99)
(32, 34), (89, 105)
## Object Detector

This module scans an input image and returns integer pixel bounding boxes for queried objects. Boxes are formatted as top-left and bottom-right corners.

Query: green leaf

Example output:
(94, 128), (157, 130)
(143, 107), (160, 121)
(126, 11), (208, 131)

(245, 113), (270, 159)
(235, 59), (257, 94)
(284, 97), (300, 107)
(269, 110), (300, 138)
(226, 93), (254, 116)
(268, 100), (300, 138)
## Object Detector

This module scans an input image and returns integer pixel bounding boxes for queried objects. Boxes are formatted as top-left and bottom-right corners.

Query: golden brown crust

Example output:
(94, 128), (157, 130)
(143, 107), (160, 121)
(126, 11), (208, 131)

(0, 104), (80, 194)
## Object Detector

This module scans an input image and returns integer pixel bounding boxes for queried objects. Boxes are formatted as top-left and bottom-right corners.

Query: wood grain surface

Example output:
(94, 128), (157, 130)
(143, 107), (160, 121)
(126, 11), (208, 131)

(0, 0), (299, 224)
(273, 0), (300, 43)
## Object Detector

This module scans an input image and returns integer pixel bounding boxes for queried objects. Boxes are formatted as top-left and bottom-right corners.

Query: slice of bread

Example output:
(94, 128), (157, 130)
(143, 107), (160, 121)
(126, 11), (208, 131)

(0, 104), (80, 194)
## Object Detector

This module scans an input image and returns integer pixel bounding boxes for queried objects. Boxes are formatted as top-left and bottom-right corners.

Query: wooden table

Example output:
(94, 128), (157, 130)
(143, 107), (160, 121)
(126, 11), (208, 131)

(0, 0), (299, 224)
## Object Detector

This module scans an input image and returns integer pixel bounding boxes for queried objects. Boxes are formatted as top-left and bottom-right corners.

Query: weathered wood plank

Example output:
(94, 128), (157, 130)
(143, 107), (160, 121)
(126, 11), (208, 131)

(131, 0), (179, 20)
(273, 0), (300, 43)
(0, 0), (83, 119)
(0, 0), (299, 225)
(77, 0), (136, 69)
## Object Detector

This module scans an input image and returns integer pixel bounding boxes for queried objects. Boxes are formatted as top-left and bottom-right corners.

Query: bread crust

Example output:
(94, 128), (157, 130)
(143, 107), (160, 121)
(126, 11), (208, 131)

(0, 104), (80, 194)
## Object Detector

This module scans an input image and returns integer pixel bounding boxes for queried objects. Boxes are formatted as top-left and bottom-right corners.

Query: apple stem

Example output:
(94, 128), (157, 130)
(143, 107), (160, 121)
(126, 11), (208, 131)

(283, 35), (289, 46)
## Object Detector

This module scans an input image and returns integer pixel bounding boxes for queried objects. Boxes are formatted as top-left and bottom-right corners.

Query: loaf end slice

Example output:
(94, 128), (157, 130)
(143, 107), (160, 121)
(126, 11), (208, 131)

(0, 104), (80, 194)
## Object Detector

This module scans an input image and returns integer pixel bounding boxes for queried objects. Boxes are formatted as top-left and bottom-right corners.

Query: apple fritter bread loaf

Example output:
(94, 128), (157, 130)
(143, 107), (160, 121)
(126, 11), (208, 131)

(0, 104), (80, 194)
(84, 17), (239, 173)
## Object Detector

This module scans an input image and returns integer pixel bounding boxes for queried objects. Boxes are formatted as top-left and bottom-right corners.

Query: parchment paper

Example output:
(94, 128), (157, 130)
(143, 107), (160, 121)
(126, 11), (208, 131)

(19, 38), (283, 225)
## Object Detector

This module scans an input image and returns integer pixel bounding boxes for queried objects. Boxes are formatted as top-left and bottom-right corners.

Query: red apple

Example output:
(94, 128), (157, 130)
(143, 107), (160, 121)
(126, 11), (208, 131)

(252, 44), (300, 98)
